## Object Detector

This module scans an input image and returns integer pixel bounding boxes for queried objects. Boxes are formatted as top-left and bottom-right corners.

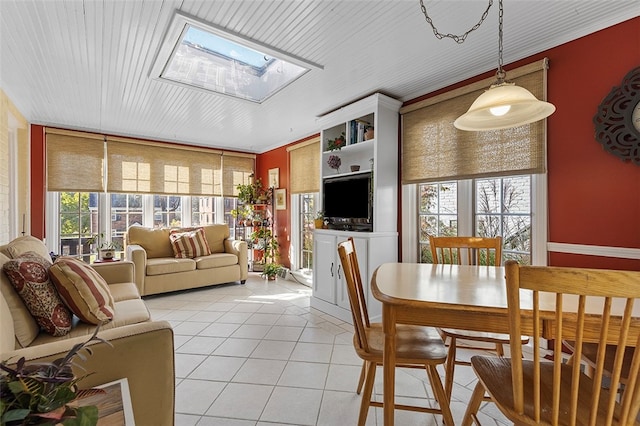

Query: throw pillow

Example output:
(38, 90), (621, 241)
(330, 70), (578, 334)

(2, 251), (72, 336)
(49, 257), (115, 325)
(169, 227), (212, 259)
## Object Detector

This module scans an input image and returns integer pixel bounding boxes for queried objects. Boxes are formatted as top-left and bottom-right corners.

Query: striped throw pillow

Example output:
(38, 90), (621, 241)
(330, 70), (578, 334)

(49, 257), (115, 325)
(169, 228), (212, 259)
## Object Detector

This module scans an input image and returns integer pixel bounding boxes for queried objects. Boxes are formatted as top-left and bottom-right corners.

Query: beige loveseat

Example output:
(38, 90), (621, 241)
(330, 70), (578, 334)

(125, 224), (248, 296)
(0, 236), (175, 425)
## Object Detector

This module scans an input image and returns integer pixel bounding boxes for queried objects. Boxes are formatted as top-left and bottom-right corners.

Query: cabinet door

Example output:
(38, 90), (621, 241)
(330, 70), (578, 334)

(313, 233), (337, 303)
(336, 237), (368, 310)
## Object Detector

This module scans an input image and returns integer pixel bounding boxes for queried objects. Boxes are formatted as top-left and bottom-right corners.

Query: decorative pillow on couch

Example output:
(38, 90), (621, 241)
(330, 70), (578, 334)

(169, 227), (212, 259)
(49, 257), (115, 325)
(2, 251), (72, 336)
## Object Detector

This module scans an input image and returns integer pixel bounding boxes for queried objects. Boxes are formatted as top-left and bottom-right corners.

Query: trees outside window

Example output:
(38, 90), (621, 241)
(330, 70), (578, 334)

(418, 176), (532, 265)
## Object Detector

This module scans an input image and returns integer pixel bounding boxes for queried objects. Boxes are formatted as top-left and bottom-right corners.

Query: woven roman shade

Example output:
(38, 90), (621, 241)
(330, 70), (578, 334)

(45, 128), (105, 192)
(401, 59), (549, 184)
(221, 153), (255, 197)
(287, 137), (320, 194)
(106, 137), (222, 195)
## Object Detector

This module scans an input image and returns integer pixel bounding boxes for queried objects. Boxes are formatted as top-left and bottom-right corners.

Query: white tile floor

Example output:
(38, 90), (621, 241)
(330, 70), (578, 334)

(145, 273), (511, 426)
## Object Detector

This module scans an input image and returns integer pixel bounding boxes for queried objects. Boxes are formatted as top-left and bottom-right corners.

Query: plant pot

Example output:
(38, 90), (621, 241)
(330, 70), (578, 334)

(98, 248), (116, 260)
(314, 219), (325, 229)
(364, 128), (374, 140)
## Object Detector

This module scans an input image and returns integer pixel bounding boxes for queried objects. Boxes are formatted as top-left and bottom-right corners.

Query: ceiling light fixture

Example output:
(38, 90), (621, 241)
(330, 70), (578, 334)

(419, 0), (556, 131)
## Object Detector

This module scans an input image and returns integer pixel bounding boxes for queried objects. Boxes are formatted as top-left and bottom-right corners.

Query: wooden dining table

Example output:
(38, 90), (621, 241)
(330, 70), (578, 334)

(371, 262), (640, 426)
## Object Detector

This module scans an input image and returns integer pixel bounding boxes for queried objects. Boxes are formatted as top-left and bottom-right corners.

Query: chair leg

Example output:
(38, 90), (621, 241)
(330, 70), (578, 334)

(426, 365), (455, 426)
(462, 381), (486, 426)
(357, 361), (367, 394)
(495, 343), (504, 357)
(445, 336), (457, 402)
(358, 361), (376, 426)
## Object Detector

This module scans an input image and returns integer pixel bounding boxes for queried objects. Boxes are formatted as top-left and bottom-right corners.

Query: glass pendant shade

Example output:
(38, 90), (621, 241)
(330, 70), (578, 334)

(454, 82), (556, 131)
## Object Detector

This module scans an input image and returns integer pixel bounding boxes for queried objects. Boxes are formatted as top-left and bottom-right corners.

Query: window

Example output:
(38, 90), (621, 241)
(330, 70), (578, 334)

(58, 192), (97, 262)
(154, 195), (182, 228)
(48, 192), (235, 258)
(475, 176), (531, 264)
(418, 182), (457, 262)
(417, 175), (539, 265)
(150, 11), (321, 103)
(299, 193), (317, 270)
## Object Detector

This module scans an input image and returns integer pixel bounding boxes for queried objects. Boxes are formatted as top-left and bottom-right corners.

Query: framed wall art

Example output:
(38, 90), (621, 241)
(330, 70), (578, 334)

(275, 188), (286, 210)
(268, 168), (280, 188)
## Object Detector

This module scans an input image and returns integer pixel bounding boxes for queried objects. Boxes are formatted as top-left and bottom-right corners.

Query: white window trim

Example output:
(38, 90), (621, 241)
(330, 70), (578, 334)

(401, 174), (548, 266)
(290, 193), (302, 271)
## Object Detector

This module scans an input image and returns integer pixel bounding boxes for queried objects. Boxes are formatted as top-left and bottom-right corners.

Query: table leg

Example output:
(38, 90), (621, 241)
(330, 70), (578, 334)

(382, 303), (397, 426)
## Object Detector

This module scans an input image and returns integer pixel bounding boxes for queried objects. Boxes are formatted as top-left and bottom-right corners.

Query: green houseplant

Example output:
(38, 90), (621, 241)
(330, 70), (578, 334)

(260, 262), (282, 280)
(87, 233), (122, 261)
(326, 132), (346, 151)
(0, 326), (108, 425)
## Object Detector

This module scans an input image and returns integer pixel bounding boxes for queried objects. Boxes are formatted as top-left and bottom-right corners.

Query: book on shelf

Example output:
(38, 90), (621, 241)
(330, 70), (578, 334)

(349, 119), (370, 145)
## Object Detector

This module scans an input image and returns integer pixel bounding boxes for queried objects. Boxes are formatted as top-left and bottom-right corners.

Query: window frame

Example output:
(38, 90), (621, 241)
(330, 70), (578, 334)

(402, 173), (547, 266)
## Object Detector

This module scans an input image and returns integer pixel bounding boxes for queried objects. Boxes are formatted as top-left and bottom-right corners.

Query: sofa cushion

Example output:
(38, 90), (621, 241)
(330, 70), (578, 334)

(169, 228), (211, 259)
(145, 258), (195, 276)
(127, 226), (173, 259)
(195, 253), (239, 269)
(201, 224), (230, 254)
(0, 253), (40, 348)
(49, 257), (115, 325)
(0, 235), (52, 261)
(3, 252), (72, 337)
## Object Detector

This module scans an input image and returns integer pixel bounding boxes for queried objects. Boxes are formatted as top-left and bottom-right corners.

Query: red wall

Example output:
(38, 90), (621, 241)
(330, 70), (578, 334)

(256, 145), (290, 267)
(31, 18), (639, 270)
(544, 18), (639, 269)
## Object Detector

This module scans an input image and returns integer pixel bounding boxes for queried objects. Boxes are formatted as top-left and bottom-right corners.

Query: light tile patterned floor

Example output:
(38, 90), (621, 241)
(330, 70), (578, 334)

(146, 273), (511, 426)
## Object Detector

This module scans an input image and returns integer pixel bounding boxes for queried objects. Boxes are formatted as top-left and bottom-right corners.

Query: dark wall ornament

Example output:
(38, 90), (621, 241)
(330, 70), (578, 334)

(593, 66), (640, 165)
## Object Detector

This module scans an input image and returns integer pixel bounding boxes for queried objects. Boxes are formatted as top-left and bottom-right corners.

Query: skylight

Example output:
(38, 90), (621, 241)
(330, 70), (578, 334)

(151, 11), (322, 103)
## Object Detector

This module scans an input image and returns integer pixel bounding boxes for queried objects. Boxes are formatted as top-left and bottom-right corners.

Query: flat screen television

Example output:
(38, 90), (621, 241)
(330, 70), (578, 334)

(323, 172), (372, 231)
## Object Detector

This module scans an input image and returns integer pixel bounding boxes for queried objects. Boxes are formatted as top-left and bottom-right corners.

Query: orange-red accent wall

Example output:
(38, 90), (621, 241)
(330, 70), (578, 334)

(544, 18), (639, 269)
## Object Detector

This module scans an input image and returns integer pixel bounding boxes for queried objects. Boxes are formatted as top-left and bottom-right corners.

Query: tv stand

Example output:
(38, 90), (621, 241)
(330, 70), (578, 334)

(313, 93), (401, 322)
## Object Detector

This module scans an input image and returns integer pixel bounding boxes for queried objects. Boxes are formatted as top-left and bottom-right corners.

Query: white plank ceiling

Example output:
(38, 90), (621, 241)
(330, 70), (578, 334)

(1, 0), (638, 153)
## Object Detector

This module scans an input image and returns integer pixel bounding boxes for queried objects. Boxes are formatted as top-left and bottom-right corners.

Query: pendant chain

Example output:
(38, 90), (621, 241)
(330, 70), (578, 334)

(418, 0), (493, 44)
(496, 0), (505, 80)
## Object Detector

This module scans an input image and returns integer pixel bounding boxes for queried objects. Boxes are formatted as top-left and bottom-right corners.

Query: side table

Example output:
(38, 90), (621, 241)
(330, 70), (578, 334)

(73, 378), (135, 425)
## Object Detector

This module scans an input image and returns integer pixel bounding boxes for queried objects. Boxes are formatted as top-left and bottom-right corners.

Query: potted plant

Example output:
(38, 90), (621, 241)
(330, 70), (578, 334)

(314, 212), (325, 229)
(260, 262), (282, 281)
(231, 205), (252, 226)
(88, 233), (122, 261)
(326, 132), (346, 151)
(0, 326), (107, 425)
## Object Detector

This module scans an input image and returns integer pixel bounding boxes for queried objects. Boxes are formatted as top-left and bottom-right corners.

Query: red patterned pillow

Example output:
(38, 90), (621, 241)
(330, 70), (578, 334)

(169, 228), (211, 259)
(2, 251), (72, 336)
(49, 257), (115, 325)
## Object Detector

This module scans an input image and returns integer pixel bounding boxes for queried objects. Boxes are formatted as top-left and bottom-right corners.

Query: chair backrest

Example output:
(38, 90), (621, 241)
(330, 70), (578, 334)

(429, 235), (502, 266)
(337, 237), (370, 352)
(504, 260), (640, 425)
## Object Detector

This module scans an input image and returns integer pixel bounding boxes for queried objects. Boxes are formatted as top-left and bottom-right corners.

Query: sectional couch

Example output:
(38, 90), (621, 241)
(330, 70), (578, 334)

(0, 236), (175, 425)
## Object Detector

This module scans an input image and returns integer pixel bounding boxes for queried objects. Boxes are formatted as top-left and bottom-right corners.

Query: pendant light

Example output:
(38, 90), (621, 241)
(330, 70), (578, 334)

(453, 0), (555, 130)
(419, 0), (555, 131)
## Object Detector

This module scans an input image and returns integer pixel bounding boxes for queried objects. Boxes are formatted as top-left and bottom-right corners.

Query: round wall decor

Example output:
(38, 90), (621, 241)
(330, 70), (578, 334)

(593, 66), (640, 165)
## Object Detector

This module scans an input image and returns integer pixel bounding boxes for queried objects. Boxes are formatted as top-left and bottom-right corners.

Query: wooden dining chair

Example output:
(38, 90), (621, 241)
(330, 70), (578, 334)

(337, 237), (454, 426)
(565, 340), (635, 398)
(429, 235), (529, 401)
(462, 261), (640, 426)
